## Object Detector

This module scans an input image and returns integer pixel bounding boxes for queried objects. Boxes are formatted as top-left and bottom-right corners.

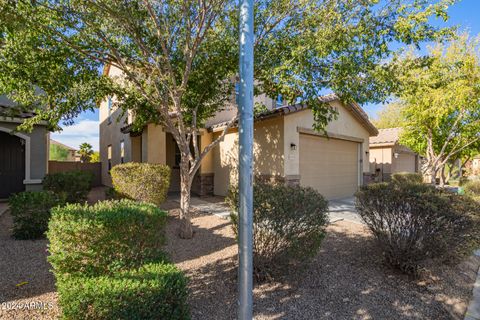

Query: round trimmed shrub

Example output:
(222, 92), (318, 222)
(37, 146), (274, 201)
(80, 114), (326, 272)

(110, 163), (171, 206)
(56, 262), (189, 320)
(391, 172), (423, 184)
(227, 182), (329, 280)
(43, 170), (93, 203)
(8, 191), (65, 239)
(355, 182), (478, 275)
(464, 180), (480, 197)
(47, 199), (168, 276)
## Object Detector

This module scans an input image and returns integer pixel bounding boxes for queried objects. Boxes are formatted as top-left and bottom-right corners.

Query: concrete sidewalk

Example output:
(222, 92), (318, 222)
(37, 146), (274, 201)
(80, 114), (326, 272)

(328, 197), (362, 224)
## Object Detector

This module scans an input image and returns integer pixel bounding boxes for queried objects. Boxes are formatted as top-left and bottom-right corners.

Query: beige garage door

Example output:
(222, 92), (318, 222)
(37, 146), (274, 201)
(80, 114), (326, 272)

(299, 134), (359, 200)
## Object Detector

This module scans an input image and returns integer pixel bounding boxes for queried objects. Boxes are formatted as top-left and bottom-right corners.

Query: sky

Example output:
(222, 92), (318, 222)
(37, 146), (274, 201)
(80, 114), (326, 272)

(51, 0), (480, 151)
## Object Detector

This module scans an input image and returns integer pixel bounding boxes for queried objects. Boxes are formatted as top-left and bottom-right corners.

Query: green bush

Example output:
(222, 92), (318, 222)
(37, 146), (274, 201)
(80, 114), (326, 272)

(227, 181), (329, 280)
(391, 172), (423, 184)
(8, 191), (65, 240)
(111, 163), (171, 206)
(43, 171), (93, 203)
(56, 262), (189, 320)
(464, 180), (480, 196)
(105, 187), (123, 200)
(47, 200), (167, 276)
(355, 182), (477, 275)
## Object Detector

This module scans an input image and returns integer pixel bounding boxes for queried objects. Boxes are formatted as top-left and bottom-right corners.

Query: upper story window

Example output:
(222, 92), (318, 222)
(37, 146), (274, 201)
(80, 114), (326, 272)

(276, 94), (283, 107)
(107, 145), (112, 173)
(120, 140), (125, 164)
(107, 97), (113, 124)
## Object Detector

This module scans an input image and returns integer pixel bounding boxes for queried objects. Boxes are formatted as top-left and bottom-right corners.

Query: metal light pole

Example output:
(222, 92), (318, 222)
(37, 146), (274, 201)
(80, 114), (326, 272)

(238, 0), (254, 319)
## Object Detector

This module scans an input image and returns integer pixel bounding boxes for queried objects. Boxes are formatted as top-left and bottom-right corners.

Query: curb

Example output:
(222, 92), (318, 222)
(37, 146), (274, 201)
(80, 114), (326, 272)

(465, 249), (480, 320)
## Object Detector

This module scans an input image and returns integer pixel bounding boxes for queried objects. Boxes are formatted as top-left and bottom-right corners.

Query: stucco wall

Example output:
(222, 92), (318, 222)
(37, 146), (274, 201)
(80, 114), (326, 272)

(212, 117), (284, 196)
(99, 106), (132, 187)
(0, 120), (49, 189)
(283, 100), (371, 177)
(369, 147), (393, 173)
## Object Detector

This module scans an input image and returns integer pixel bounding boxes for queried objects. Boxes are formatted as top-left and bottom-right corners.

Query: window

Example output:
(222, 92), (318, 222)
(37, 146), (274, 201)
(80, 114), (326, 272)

(107, 145), (112, 173)
(120, 140), (125, 164)
(107, 97), (112, 124)
(276, 94), (283, 107)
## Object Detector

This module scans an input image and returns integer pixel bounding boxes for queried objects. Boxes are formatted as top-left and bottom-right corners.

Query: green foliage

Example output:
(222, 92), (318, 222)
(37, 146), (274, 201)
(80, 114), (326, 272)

(111, 163), (171, 206)
(43, 170), (93, 203)
(47, 200), (167, 277)
(372, 102), (405, 129)
(79, 142), (94, 163)
(8, 191), (65, 240)
(391, 172), (424, 184)
(355, 182), (477, 275)
(56, 262), (189, 320)
(395, 34), (480, 179)
(227, 181), (329, 280)
(49, 143), (70, 161)
(90, 151), (100, 163)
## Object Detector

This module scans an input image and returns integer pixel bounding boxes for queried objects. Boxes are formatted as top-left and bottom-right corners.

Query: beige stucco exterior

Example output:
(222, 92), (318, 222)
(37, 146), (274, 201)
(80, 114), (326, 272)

(369, 145), (418, 181)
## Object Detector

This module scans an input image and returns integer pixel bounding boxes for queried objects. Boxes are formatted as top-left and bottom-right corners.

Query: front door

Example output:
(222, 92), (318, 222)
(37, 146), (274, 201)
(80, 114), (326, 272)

(0, 131), (25, 199)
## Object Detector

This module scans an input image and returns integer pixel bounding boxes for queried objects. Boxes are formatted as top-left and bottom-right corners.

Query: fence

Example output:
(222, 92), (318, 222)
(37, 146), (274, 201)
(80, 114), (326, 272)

(48, 161), (102, 187)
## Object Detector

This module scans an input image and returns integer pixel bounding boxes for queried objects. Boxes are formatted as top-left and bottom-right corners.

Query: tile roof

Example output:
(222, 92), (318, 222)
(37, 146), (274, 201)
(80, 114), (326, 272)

(208, 94), (378, 135)
(369, 127), (402, 146)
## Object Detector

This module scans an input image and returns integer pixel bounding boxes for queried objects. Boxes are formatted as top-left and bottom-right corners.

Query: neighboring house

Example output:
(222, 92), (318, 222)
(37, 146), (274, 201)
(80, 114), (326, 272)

(0, 95), (50, 199)
(369, 127), (420, 181)
(472, 155), (480, 171)
(50, 139), (80, 161)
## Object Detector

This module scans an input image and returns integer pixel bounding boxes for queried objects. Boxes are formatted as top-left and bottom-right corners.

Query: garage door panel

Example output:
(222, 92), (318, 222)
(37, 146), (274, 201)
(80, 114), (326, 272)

(299, 134), (358, 200)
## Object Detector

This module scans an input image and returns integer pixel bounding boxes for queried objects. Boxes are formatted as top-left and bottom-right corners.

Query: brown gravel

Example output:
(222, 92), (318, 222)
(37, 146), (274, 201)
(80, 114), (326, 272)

(1, 196), (478, 320)
(165, 208), (480, 320)
(0, 211), (59, 320)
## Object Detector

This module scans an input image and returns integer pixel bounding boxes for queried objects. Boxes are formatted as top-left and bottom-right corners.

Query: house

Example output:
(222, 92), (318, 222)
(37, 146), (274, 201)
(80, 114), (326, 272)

(0, 95), (50, 199)
(471, 155), (480, 174)
(369, 127), (420, 181)
(50, 139), (80, 162)
(100, 68), (378, 200)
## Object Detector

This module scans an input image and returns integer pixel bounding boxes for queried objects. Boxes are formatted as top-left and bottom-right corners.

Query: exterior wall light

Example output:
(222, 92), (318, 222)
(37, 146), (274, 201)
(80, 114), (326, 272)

(394, 152), (399, 159)
(290, 143), (297, 151)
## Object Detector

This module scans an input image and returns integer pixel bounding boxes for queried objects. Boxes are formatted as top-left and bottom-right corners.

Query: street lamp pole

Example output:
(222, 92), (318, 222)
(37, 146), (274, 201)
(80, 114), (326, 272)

(238, 0), (254, 319)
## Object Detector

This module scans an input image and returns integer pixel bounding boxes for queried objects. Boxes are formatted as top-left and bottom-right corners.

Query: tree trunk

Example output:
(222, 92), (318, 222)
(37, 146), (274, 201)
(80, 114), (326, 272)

(178, 160), (194, 239)
(427, 166), (437, 185)
(439, 166), (446, 187)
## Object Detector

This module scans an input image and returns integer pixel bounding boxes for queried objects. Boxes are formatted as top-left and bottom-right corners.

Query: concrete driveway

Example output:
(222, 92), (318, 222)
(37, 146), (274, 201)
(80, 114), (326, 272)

(328, 197), (362, 224)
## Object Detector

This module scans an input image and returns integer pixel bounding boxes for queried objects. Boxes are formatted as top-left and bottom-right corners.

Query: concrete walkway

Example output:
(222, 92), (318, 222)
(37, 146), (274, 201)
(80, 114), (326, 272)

(465, 249), (480, 320)
(188, 195), (362, 224)
(328, 197), (362, 224)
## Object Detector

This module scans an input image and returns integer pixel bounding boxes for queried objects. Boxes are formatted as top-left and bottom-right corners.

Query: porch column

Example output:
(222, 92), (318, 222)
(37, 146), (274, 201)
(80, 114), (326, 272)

(146, 124), (166, 164)
(197, 130), (214, 196)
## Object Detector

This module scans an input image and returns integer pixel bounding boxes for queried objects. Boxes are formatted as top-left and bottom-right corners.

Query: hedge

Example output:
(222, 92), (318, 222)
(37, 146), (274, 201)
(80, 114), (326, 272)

(110, 163), (171, 206)
(47, 199), (167, 276)
(56, 262), (190, 320)
(43, 170), (93, 203)
(391, 172), (423, 184)
(8, 191), (65, 239)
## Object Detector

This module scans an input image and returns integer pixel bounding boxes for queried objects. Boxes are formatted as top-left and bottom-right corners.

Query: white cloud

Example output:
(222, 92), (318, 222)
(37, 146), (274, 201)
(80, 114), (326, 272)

(51, 120), (99, 151)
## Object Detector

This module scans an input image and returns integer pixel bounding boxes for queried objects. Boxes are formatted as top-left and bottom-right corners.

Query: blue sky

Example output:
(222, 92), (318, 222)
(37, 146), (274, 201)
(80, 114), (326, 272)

(51, 0), (480, 151)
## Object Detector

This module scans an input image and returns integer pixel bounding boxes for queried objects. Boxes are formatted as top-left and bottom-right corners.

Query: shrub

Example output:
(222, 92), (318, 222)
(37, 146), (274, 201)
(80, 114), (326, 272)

(43, 171), (93, 203)
(47, 200), (167, 276)
(105, 187), (123, 200)
(391, 172), (423, 184)
(355, 182), (476, 275)
(464, 180), (480, 196)
(8, 191), (65, 240)
(227, 182), (329, 280)
(56, 262), (189, 320)
(110, 163), (171, 206)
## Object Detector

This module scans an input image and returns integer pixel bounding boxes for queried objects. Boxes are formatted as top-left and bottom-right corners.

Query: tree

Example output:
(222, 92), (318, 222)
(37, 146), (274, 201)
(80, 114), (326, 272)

(90, 151), (100, 163)
(50, 143), (69, 161)
(0, 0), (453, 238)
(396, 35), (480, 185)
(78, 142), (94, 163)
(372, 102), (405, 129)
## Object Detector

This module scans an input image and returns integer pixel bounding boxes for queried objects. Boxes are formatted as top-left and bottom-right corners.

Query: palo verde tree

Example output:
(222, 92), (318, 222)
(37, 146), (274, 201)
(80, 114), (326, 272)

(396, 34), (480, 185)
(372, 101), (406, 129)
(0, 0), (453, 238)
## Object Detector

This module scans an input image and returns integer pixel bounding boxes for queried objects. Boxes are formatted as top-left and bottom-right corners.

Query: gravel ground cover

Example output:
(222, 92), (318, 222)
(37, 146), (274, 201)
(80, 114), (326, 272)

(0, 197), (478, 320)
(165, 207), (480, 320)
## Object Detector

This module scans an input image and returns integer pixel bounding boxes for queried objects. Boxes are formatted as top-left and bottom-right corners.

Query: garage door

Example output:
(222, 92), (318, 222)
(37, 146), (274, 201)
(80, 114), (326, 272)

(299, 134), (359, 200)
(395, 153), (416, 173)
